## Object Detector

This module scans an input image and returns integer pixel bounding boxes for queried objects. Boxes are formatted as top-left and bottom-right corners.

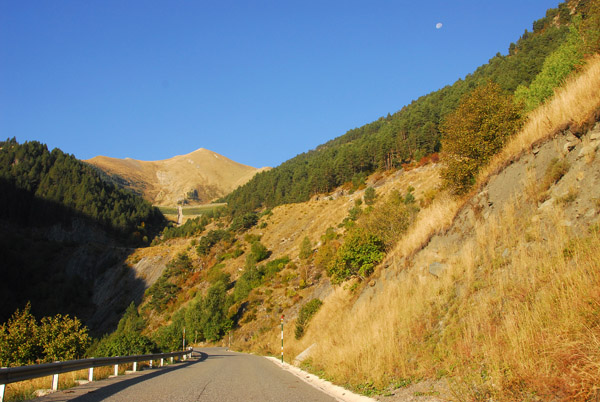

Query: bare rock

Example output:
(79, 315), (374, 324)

(34, 389), (54, 397)
(578, 144), (597, 159)
(429, 262), (447, 278)
(539, 198), (554, 212)
(563, 141), (578, 154)
(565, 130), (578, 142)
(293, 343), (317, 366)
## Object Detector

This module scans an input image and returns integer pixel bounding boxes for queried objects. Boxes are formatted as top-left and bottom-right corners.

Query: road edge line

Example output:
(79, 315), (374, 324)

(264, 356), (376, 402)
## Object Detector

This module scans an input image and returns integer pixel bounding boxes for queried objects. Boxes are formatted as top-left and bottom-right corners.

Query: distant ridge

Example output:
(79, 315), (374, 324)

(86, 148), (269, 206)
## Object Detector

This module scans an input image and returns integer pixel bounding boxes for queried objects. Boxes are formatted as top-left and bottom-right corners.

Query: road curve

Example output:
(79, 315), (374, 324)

(35, 347), (336, 402)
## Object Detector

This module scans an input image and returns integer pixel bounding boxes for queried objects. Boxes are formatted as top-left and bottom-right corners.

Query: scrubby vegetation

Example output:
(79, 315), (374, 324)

(327, 228), (385, 283)
(441, 82), (524, 194)
(94, 302), (156, 357)
(295, 299), (323, 339)
(160, 215), (209, 240)
(0, 304), (89, 367)
(282, 37), (600, 402)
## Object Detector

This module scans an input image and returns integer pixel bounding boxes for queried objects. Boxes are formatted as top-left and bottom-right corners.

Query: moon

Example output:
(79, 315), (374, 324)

(436, 22), (443, 29)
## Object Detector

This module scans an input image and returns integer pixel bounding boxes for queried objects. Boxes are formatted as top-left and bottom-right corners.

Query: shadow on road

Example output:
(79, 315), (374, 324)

(39, 351), (208, 402)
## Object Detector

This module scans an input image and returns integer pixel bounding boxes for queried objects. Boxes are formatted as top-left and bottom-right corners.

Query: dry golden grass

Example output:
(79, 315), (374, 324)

(2, 361), (167, 402)
(386, 192), (461, 262)
(479, 55), (600, 184)
(3, 366), (119, 402)
(275, 56), (600, 400)
(290, 197), (600, 399)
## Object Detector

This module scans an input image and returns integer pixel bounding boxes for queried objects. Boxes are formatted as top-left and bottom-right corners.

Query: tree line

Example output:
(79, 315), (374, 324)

(224, 0), (599, 216)
(0, 138), (165, 242)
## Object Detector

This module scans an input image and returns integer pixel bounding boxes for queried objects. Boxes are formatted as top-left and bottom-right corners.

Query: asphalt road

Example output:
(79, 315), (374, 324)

(35, 347), (337, 402)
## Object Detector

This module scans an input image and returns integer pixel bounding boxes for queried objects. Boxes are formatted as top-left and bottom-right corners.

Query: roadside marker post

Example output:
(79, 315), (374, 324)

(281, 315), (284, 363)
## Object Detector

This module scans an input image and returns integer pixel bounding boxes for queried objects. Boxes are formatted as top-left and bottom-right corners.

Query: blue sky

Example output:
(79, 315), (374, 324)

(1, 1), (560, 168)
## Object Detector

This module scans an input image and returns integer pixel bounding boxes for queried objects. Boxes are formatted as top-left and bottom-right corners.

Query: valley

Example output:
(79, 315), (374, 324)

(2, 1), (600, 401)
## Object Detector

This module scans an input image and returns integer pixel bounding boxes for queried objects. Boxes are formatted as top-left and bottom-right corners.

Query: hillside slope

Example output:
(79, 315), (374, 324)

(87, 148), (268, 206)
(0, 139), (166, 332)
(273, 57), (600, 401)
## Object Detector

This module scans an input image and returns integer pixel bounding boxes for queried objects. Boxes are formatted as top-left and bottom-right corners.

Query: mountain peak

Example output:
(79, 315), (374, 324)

(86, 149), (267, 206)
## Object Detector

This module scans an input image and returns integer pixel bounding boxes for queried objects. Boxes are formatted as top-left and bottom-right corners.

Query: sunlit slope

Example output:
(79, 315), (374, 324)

(87, 148), (268, 206)
(278, 56), (600, 401)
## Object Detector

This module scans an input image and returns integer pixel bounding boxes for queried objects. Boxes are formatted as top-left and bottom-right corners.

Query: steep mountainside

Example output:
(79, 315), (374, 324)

(86, 148), (268, 206)
(0, 139), (166, 332)
(274, 58), (600, 401)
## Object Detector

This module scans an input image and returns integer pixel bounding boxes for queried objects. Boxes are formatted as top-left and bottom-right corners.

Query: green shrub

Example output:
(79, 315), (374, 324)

(327, 228), (385, 283)
(299, 236), (313, 260)
(0, 304), (90, 366)
(441, 82), (524, 194)
(233, 257), (289, 302)
(363, 187), (377, 206)
(161, 215), (209, 240)
(358, 191), (419, 249)
(166, 252), (193, 274)
(206, 264), (231, 285)
(95, 331), (156, 357)
(246, 241), (271, 266)
(230, 212), (259, 232)
(515, 25), (584, 111)
(145, 276), (180, 311)
(295, 299), (323, 339)
(196, 229), (231, 256)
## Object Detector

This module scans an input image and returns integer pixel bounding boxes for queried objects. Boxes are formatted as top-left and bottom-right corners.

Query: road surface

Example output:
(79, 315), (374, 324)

(35, 347), (337, 402)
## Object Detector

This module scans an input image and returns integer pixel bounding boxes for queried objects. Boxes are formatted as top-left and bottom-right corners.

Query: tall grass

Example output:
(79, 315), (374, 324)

(3, 366), (118, 401)
(480, 55), (600, 183)
(277, 56), (600, 400)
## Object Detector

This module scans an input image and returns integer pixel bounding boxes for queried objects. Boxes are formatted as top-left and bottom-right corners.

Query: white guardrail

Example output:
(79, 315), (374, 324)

(0, 348), (193, 402)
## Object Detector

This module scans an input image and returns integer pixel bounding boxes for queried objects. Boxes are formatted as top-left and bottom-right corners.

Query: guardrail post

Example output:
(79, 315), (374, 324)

(133, 362), (137, 372)
(52, 373), (59, 391)
(0, 349), (190, 398)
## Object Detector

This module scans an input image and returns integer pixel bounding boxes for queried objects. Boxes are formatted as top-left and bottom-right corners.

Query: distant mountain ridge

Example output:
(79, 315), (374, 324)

(86, 148), (269, 206)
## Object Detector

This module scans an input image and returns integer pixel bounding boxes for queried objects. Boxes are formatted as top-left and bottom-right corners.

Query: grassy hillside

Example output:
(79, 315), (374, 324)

(274, 55), (600, 401)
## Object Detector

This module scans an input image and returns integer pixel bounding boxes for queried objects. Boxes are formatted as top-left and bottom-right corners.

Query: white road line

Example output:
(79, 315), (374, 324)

(265, 356), (377, 402)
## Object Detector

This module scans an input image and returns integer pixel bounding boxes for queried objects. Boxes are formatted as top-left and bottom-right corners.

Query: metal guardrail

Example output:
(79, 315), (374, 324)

(0, 349), (193, 402)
